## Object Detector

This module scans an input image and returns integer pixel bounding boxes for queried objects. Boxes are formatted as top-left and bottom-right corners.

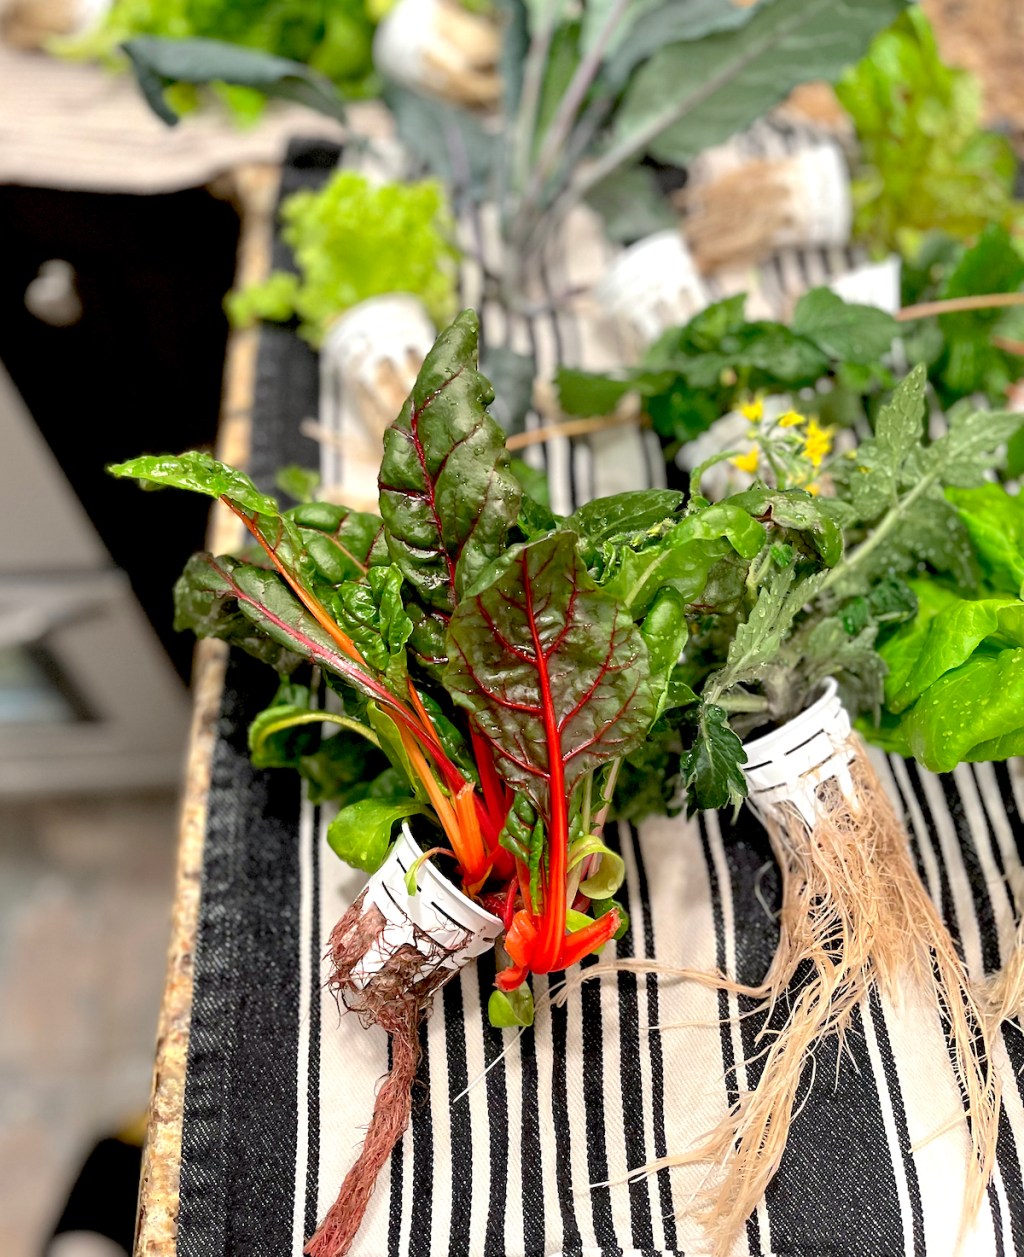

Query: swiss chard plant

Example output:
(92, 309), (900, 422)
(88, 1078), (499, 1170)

(110, 311), (688, 1017)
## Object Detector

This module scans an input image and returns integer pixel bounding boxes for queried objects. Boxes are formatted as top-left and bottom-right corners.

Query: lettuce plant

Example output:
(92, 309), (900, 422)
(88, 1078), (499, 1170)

(836, 7), (1024, 259)
(226, 171), (460, 344)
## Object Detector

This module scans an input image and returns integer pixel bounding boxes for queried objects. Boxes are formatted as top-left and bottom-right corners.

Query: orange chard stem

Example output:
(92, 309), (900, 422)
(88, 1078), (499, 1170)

(397, 725), (475, 876)
(226, 500), (459, 768)
(453, 782), (491, 891)
(405, 681), (466, 794)
(406, 683), (500, 854)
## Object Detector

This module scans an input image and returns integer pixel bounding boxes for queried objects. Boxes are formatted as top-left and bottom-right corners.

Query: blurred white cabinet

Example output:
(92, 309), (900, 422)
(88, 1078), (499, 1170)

(0, 364), (190, 794)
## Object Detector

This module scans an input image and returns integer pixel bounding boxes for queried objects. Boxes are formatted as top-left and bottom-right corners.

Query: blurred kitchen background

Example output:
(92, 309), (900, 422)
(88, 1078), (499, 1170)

(0, 3), (342, 1251)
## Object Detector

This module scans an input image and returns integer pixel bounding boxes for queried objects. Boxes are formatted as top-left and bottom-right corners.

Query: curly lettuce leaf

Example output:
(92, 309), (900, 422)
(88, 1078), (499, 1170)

(227, 171), (460, 344)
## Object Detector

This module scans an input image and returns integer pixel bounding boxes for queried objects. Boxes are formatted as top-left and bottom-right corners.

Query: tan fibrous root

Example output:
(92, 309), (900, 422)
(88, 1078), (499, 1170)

(980, 869), (1024, 1032)
(617, 743), (999, 1255)
(304, 891), (457, 1257)
(678, 160), (794, 275)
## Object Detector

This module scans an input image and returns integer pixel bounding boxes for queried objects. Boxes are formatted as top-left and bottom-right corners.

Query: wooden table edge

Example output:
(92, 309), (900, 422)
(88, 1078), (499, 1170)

(134, 163), (280, 1257)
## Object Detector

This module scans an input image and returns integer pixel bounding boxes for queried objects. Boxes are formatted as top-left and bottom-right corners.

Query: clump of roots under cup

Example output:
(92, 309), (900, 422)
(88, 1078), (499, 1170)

(979, 871), (1024, 1035)
(558, 743), (1000, 1256)
(304, 891), (462, 1257)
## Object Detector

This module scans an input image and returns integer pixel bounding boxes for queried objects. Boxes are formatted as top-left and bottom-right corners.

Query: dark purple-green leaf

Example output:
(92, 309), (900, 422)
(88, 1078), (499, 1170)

(378, 311), (521, 619)
(443, 530), (655, 818)
(174, 552), (393, 709)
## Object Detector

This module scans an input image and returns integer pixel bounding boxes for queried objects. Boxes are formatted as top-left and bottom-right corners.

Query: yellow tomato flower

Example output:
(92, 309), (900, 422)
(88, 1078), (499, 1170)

(802, 418), (833, 468)
(739, 394), (764, 423)
(777, 409), (805, 427)
(731, 447), (760, 473)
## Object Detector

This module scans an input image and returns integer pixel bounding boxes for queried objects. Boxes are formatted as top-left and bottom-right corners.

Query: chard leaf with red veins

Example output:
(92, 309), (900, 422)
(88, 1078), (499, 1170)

(443, 530), (656, 817)
(109, 450), (279, 515)
(378, 310), (521, 670)
(288, 501), (388, 585)
(174, 553), (415, 721)
(110, 450), (314, 582)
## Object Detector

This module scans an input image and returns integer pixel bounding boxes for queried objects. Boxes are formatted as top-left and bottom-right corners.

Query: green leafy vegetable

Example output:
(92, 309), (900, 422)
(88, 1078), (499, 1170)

(488, 983), (536, 1028)
(598, 501), (765, 617)
(836, 8), (1024, 257)
(946, 485), (1024, 598)
(248, 701), (379, 769)
(556, 291), (899, 448)
(327, 798), (431, 874)
(567, 832), (626, 899)
(378, 310), (522, 671)
(612, 0), (906, 167)
(276, 465), (321, 503)
(681, 702), (748, 812)
(446, 530), (655, 812)
(121, 36), (354, 125)
(227, 171), (460, 345)
(790, 288), (900, 367)
(497, 793), (545, 910)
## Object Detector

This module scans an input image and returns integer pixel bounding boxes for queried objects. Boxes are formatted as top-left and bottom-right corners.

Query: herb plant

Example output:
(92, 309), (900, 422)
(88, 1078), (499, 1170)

(613, 364), (1024, 814)
(556, 287), (901, 454)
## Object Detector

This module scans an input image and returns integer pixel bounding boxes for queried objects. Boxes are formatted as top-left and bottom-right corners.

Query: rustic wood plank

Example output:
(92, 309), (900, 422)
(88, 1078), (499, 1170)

(134, 163), (278, 1257)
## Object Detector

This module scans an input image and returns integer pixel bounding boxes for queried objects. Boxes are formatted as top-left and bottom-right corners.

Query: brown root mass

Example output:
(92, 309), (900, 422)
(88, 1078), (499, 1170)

(981, 873), (1024, 1032)
(639, 746), (1001, 1254)
(679, 160), (795, 274)
(304, 892), (455, 1257)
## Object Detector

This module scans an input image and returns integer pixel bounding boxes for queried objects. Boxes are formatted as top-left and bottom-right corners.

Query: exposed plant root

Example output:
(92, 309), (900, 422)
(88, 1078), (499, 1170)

(586, 746), (1000, 1256)
(678, 159), (794, 274)
(304, 893), (457, 1257)
(980, 872), (1024, 1031)
(983, 945), (1024, 1029)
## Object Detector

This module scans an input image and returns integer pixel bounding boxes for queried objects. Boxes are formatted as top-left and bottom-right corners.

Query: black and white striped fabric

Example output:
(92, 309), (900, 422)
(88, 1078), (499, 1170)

(174, 141), (1024, 1257)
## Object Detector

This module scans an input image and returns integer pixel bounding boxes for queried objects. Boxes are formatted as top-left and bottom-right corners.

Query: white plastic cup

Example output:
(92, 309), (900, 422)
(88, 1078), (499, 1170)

(348, 824), (503, 990)
(687, 129), (851, 256)
(773, 145), (852, 251)
(320, 293), (436, 419)
(828, 256), (903, 316)
(318, 293), (437, 500)
(594, 230), (709, 357)
(373, 0), (500, 108)
(741, 678), (856, 829)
